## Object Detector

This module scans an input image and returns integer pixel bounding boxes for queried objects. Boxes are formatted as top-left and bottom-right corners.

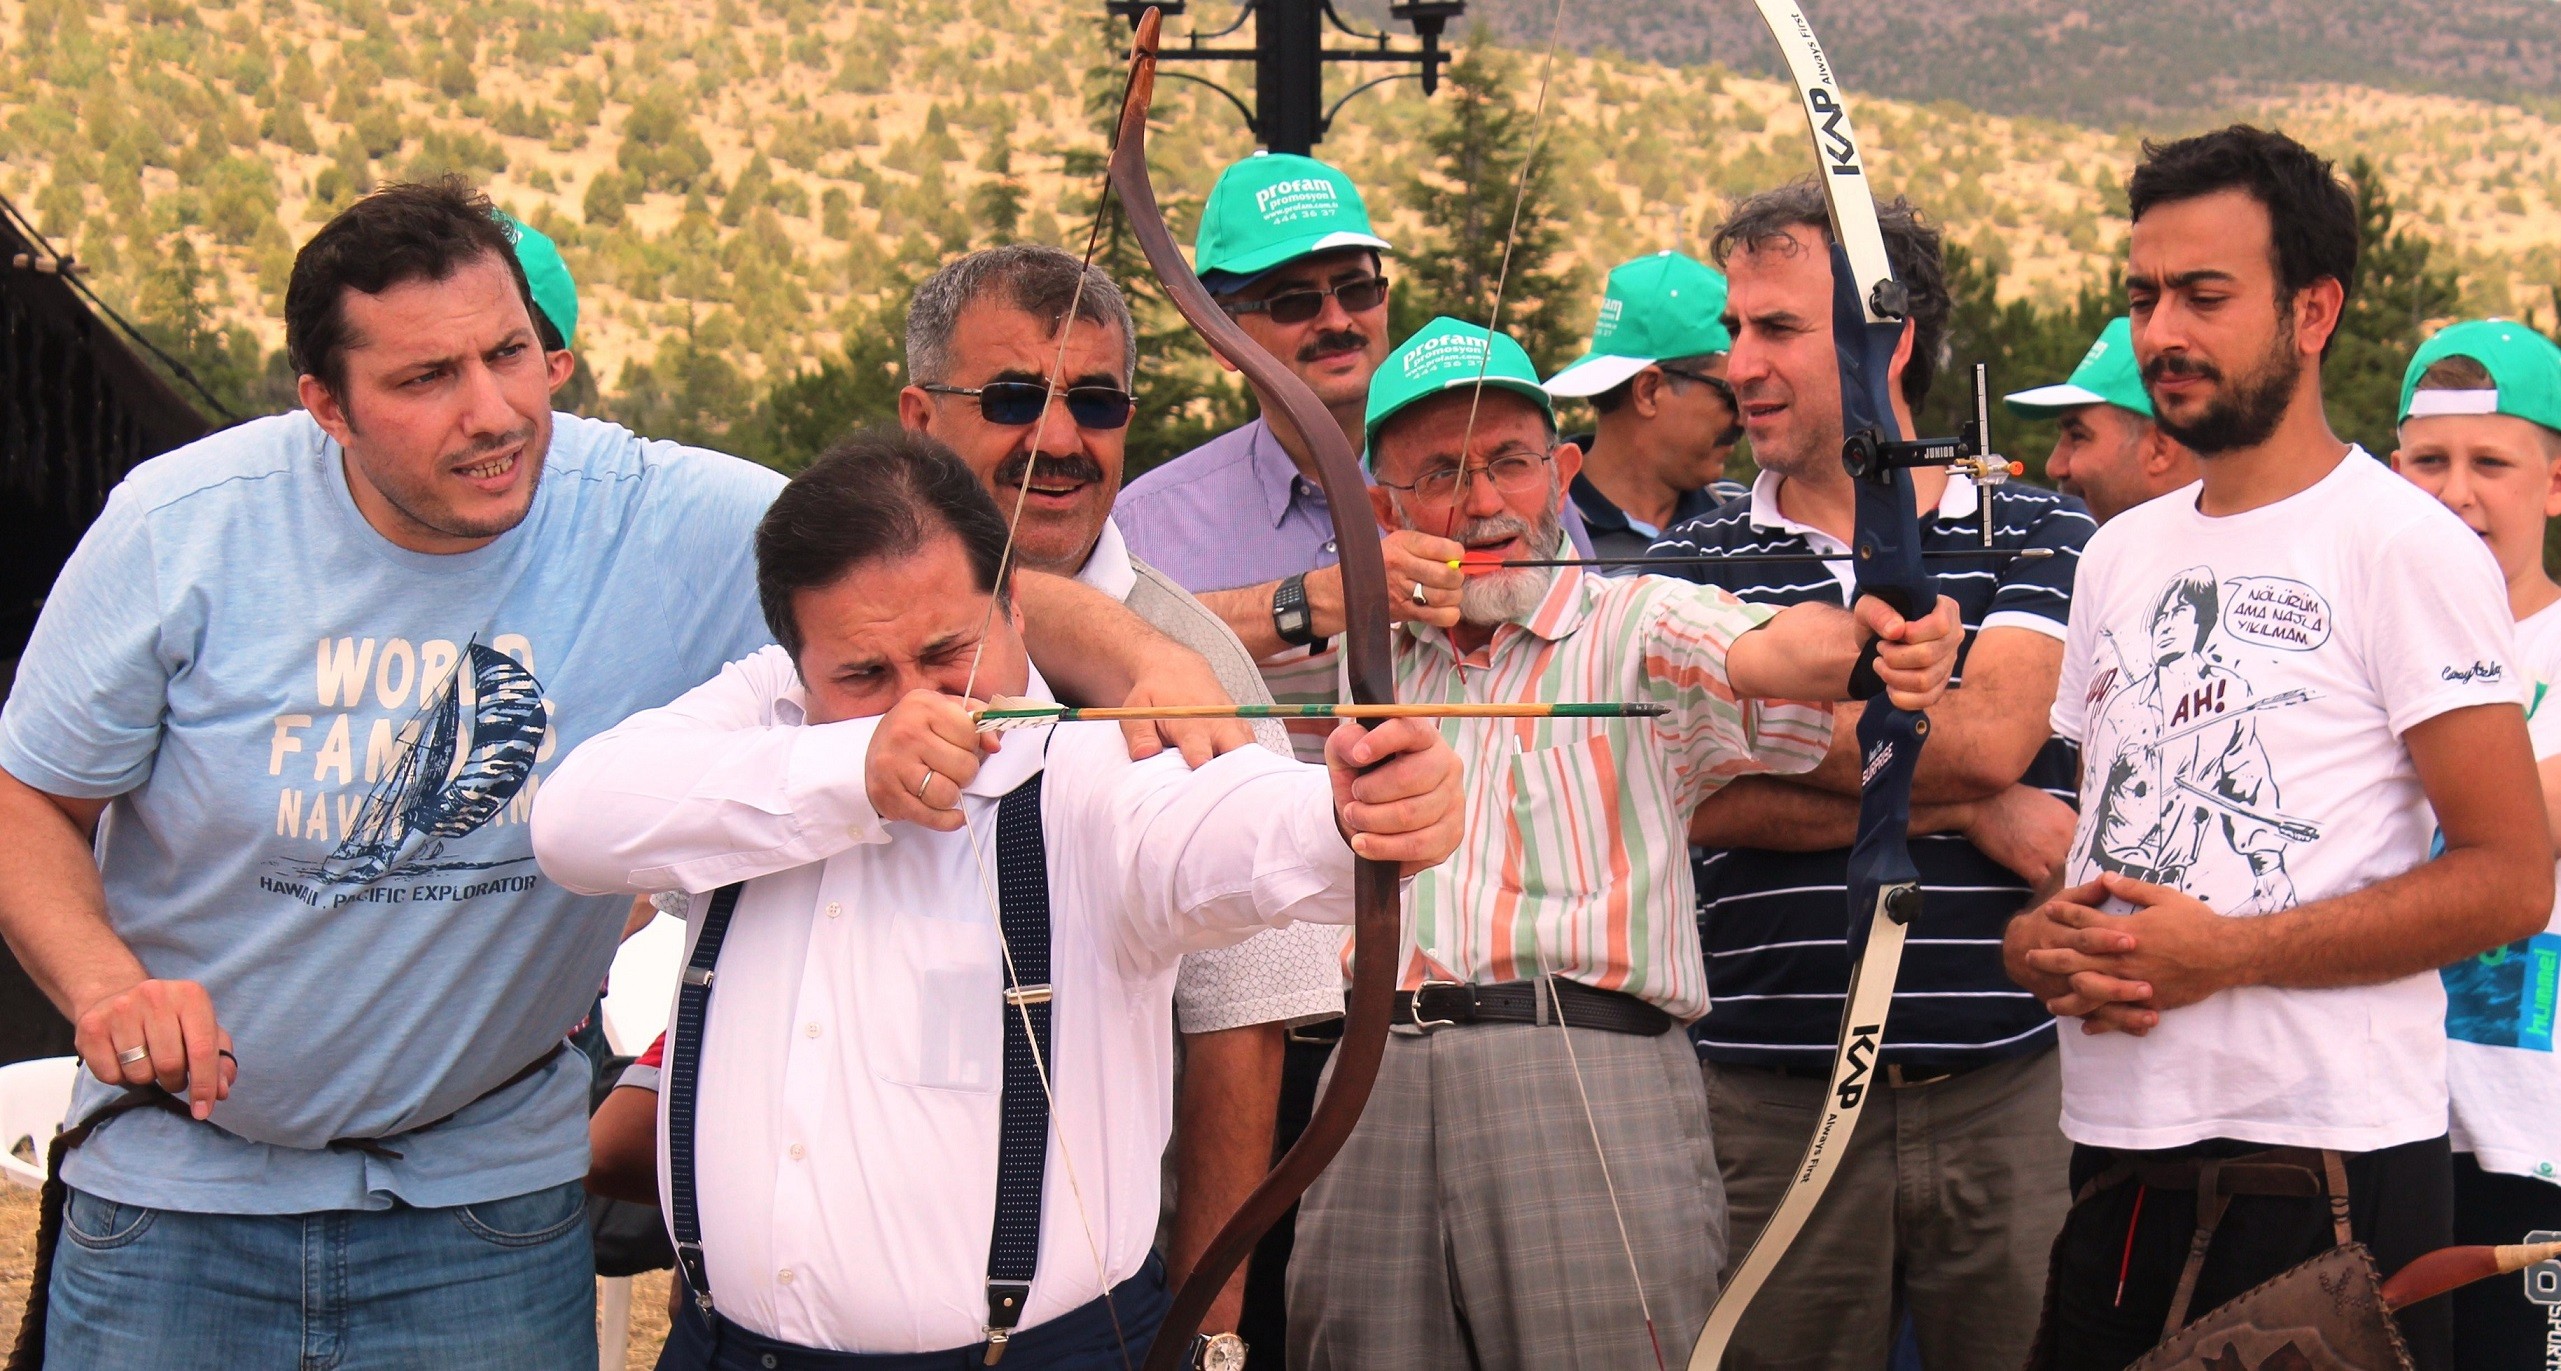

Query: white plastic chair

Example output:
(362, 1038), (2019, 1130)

(0, 1056), (81, 1190)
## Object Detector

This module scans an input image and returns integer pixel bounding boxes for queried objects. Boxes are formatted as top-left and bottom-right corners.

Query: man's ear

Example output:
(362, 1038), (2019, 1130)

(2293, 277), (2347, 358)
(2386, 440), (2407, 474)
(1629, 367), (1665, 419)
(546, 349), (577, 395)
(1367, 481), (1399, 531)
(1550, 438), (1584, 489)
(1885, 317), (1917, 393)
(299, 373), (355, 447)
(896, 385), (935, 435)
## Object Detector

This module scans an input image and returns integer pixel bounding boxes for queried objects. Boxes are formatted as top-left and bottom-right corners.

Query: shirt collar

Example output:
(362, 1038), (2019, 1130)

(1247, 418), (1327, 530)
(1076, 519), (1139, 603)
(1569, 471), (1722, 542)
(1745, 466), (1979, 547)
(772, 665), (1055, 799)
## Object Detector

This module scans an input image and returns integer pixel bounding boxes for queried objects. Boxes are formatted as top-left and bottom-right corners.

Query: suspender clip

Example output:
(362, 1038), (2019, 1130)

(983, 1279), (1032, 1364)
(1002, 983), (1052, 1007)
(675, 1241), (714, 1314)
(682, 966), (715, 988)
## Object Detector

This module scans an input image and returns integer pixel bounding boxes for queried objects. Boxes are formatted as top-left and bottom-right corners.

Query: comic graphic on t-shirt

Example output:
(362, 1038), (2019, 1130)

(2070, 566), (2327, 917)
(260, 634), (552, 906)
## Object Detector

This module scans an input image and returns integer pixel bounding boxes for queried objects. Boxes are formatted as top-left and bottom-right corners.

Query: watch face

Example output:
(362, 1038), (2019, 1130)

(1199, 1333), (1247, 1371)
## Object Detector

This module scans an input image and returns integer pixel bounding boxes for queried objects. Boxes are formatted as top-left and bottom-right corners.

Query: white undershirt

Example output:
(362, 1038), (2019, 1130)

(531, 648), (1358, 1351)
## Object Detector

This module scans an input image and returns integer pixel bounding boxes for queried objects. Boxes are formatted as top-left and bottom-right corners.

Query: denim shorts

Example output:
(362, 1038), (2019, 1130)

(45, 1177), (597, 1369)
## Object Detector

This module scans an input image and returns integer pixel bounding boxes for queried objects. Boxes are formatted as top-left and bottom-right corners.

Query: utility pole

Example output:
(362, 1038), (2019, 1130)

(1105, 0), (1464, 154)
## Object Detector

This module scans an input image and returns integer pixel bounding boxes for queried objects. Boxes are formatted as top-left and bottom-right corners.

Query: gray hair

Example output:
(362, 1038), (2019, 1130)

(905, 244), (1138, 387)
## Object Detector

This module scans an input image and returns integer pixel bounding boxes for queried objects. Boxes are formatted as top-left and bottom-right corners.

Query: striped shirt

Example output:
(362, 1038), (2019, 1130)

(1391, 554), (1834, 1020)
(1651, 470), (2095, 1068)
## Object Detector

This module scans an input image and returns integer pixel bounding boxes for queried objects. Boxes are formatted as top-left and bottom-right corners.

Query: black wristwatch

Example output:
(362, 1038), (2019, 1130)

(1272, 572), (1320, 648)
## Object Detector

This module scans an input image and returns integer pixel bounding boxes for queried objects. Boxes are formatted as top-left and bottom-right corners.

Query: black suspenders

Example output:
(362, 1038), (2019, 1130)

(665, 774), (1056, 1363)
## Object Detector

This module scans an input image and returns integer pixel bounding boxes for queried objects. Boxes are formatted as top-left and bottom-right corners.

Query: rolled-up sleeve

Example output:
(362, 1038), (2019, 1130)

(1642, 583), (1836, 809)
(532, 646), (889, 895)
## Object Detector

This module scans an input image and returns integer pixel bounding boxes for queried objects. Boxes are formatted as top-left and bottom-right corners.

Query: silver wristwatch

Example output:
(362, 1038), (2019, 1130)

(1190, 1332), (1247, 1371)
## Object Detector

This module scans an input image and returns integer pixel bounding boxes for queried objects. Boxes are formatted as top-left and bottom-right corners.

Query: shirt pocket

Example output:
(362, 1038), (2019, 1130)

(1503, 733), (1623, 903)
(866, 907), (1005, 1094)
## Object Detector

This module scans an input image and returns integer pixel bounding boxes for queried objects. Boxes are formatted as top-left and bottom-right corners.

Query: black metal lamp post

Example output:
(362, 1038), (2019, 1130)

(1103, 0), (1467, 154)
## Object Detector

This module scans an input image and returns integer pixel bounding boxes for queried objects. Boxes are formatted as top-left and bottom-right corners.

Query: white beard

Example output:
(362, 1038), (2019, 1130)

(1460, 566), (1552, 625)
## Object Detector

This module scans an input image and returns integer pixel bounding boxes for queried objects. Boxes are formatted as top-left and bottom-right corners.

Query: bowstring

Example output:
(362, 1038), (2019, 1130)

(1548, 974), (1668, 1371)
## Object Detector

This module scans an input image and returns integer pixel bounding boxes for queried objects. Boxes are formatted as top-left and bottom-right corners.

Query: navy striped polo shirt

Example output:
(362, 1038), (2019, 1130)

(1650, 470), (2096, 1070)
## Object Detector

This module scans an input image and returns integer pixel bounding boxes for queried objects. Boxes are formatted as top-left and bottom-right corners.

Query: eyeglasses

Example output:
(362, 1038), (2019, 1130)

(919, 381), (1134, 431)
(1223, 275), (1392, 326)
(1657, 365), (1737, 408)
(1375, 450), (1552, 506)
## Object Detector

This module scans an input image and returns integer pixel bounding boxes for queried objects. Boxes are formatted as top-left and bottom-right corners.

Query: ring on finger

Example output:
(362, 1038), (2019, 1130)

(1410, 581), (1429, 606)
(116, 1045), (150, 1068)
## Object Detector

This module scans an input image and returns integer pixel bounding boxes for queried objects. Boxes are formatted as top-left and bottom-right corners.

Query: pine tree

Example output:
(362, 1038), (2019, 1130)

(2327, 158), (2461, 459)
(1394, 44), (1586, 374)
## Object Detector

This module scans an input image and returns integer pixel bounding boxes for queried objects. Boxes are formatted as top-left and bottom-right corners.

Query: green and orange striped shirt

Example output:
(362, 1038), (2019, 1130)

(1391, 564), (1833, 1020)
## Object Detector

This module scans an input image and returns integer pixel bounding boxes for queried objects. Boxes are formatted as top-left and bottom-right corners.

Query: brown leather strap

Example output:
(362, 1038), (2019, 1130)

(2071, 1145), (2354, 1341)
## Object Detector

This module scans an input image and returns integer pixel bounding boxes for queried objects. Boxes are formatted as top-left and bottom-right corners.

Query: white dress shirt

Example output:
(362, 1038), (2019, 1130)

(532, 647), (1360, 1352)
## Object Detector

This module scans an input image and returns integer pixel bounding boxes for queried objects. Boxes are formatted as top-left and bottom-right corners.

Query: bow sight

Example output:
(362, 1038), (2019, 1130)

(1841, 361), (2027, 550)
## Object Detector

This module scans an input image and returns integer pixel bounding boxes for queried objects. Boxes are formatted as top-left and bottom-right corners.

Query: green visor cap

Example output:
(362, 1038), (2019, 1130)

(2004, 316), (2148, 420)
(494, 210), (578, 351)
(1364, 316), (1554, 461)
(2398, 318), (2561, 434)
(1194, 153), (1392, 279)
(1543, 250), (1731, 398)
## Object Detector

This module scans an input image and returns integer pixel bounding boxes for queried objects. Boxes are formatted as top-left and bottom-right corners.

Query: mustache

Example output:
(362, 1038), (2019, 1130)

(1298, 329), (1369, 363)
(445, 426), (534, 467)
(992, 451), (1107, 489)
(2144, 352), (2221, 384)
(1449, 511), (1534, 546)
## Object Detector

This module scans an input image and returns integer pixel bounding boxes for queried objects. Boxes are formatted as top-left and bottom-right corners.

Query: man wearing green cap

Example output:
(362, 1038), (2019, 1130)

(1285, 316), (1962, 1369)
(2005, 316), (2197, 525)
(1545, 250), (1746, 565)
(2388, 318), (2561, 1371)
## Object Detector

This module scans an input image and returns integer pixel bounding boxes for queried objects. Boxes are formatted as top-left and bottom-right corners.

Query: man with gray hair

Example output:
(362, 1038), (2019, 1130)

(897, 243), (1347, 1363)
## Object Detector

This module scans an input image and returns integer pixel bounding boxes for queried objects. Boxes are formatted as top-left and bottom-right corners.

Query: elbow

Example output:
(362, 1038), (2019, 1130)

(2505, 858), (2555, 944)
(528, 770), (625, 897)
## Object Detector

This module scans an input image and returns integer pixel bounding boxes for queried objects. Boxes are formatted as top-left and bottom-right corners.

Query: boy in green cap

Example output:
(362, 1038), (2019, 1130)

(1285, 316), (1961, 1370)
(1544, 250), (1746, 565)
(2388, 317), (2561, 1371)
(2004, 316), (2197, 524)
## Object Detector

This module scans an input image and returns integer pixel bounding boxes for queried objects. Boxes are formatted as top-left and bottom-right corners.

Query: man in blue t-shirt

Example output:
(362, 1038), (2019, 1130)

(1648, 181), (2095, 1371)
(0, 178), (1248, 1368)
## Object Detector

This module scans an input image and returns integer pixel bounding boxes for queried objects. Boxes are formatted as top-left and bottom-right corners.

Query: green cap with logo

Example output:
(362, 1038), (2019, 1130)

(1543, 250), (1731, 398)
(1363, 316), (1554, 460)
(494, 209), (578, 351)
(1193, 152), (1392, 287)
(2397, 318), (2561, 435)
(2004, 316), (2149, 420)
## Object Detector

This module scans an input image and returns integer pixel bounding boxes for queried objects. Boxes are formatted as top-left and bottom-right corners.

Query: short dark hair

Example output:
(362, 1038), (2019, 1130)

(755, 427), (1014, 661)
(1587, 352), (1723, 416)
(1710, 180), (1949, 411)
(285, 176), (538, 398)
(2128, 125), (2358, 352)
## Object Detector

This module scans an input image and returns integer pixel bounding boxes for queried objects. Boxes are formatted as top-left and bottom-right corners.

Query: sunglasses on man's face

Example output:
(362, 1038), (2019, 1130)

(920, 381), (1134, 431)
(1224, 275), (1392, 327)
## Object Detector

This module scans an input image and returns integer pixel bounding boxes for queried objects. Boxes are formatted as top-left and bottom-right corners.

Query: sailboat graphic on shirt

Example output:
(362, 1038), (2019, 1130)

(279, 642), (549, 888)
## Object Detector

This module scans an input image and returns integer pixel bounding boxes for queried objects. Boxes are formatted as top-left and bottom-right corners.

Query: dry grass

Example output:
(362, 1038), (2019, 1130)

(0, 1182), (672, 1367)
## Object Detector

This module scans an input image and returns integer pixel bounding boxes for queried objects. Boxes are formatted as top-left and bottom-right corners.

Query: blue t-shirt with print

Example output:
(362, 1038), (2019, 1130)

(0, 410), (782, 1214)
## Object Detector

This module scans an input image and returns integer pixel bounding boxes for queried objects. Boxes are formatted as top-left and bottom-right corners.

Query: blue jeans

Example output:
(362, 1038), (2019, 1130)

(45, 1178), (597, 1370)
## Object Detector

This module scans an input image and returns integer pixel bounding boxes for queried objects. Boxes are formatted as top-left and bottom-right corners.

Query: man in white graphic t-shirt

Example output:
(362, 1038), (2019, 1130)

(2004, 127), (2553, 1371)
(2389, 317), (2561, 1371)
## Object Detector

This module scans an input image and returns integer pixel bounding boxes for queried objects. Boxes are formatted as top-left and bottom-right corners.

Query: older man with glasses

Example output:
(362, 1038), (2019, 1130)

(1284, 317), (1963, 1370)
(896, 244), (1346, 1362)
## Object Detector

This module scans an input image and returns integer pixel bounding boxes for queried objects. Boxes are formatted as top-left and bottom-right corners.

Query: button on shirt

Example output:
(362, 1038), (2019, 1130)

(530, 649), (1361, 1353)
(1650, 469), (2094, 1069)
(1393, 550), (1833, 1020)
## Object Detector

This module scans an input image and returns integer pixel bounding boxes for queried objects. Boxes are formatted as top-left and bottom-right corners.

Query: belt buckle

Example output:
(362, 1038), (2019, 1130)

(1410, 979), (1471, 1031)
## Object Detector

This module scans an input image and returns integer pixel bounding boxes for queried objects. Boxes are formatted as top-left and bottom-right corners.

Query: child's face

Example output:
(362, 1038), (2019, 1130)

(2392, 412), (2561, 585)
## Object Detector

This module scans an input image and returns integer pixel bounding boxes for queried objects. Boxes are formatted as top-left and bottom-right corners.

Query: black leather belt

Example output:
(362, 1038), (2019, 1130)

(1387, 978), (1673, 1037)
(1725, 1057), (1986, 1088)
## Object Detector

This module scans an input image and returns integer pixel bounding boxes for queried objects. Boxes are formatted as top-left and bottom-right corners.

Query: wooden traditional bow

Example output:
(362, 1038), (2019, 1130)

(1102, 14), (1407, 1370)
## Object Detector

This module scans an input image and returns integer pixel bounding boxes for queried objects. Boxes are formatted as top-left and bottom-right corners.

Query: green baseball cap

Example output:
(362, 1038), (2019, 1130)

(1363, 316), (1554, 460)
(2004, 316), (2149, 420)
(1193, 153), (1392, 284)
(494, 209), (578, 351)
(1543, 250), (1731, 398)
(2398, 318), (2561, 435)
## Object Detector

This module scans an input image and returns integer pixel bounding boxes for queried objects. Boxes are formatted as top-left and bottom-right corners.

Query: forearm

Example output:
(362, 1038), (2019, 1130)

(1169, 1023), (1286, 1332)
(1197, 566), (1345, 662)
(2231, 845), (2551, 989)
(586, 1085), (662, 1206)
(1771, 630), (2065, 804)
(1016, 572), (1197, 705)
(1726, 602), (1859, 704)
(1688, 774), (1974, 851)
(0, 770), (139, 1020)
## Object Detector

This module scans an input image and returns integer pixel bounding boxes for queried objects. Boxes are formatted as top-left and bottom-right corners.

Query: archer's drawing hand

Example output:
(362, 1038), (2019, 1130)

(1852, 593), (1963, 711)
(76, 977), (238, 1119)
(1384, 530), (1466, 630)
(1325, 718), (1465, 875)
(867, 689), (995, 833)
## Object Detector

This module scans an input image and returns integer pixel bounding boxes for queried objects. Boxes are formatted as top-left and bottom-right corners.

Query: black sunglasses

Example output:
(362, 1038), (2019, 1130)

(920, 381), (1134, 431)
(1656, 365), (1737, 407)
(1224, 275), (1391, 326)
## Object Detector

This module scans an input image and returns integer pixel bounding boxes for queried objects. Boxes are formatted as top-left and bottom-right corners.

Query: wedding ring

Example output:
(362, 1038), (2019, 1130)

(916, 767), (939, 804)
(116, 1045), (150, 1067)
